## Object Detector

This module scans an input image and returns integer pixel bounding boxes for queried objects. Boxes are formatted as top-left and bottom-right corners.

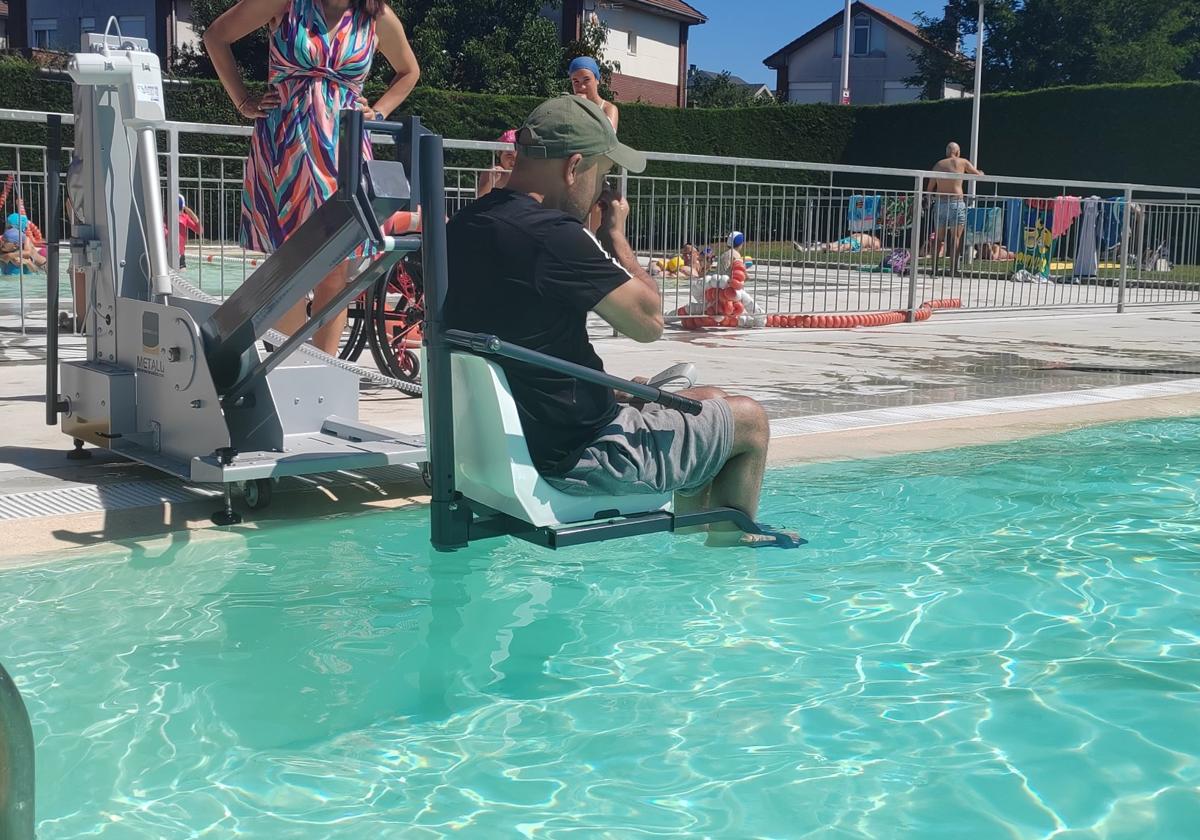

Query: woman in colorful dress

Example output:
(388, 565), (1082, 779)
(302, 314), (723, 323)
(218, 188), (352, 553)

(204, 0), (420, 355)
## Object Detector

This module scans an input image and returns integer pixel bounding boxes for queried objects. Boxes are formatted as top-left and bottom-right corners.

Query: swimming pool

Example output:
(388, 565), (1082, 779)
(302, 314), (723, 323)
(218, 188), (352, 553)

(0, 251), (251, 302)
(2, 418), (1198, 838)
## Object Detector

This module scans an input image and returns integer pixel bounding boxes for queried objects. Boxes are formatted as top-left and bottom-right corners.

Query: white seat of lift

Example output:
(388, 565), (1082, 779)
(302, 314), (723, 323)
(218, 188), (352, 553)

(433, 352), (671, 528)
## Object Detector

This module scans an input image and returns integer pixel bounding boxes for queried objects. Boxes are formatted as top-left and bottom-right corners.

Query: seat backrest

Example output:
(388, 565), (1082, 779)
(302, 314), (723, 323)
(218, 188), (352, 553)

(424, 352), (669, 528)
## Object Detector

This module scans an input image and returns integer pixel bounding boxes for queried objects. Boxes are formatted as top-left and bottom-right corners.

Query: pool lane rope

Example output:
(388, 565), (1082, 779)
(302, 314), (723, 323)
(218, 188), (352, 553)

(764, 298), (963, 329)
(673, 257), (962, 330)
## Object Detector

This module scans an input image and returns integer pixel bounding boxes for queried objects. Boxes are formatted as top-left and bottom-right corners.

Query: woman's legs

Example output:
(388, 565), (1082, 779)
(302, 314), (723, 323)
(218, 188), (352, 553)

(311, 261), (351, 356)
(271, 261), (350, 356)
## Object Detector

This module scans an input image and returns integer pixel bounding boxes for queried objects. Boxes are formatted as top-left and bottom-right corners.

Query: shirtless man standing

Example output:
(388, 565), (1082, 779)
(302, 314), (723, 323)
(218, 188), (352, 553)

(926, 142), (984, 274)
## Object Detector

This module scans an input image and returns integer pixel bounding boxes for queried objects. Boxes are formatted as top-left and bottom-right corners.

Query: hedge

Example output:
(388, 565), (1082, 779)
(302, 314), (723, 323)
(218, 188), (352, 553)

(3, 57), (1198, 191)
(845, 81), (1200, 191)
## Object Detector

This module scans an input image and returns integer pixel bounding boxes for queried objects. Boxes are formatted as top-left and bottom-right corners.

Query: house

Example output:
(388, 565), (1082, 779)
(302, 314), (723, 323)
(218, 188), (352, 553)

(763, 1), (966, 105)
(1, 1), (16, 49)
(14, 0), (199, 62)
(546, 1), (707, 108)
(687, 67), (773, 104)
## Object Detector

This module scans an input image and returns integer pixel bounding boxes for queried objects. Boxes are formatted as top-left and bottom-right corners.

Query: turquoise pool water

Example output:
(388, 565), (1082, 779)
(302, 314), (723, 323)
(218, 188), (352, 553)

(2, 418), (1200, 838)
(0, 252), (250, 301)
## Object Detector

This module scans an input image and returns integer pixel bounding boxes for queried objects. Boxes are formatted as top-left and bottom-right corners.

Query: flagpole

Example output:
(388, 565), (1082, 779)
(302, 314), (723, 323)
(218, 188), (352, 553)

(968, 0), (985, 195)
(840, 0), (852, 104)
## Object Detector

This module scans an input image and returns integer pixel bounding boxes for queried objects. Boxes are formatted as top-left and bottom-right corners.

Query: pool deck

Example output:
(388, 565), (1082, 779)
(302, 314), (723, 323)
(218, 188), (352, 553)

(2, 306), (1200, 565)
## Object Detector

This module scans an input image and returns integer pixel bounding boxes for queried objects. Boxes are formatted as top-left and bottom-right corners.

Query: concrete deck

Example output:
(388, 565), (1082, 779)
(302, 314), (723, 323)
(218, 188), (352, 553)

(2, 306), (1199, 565)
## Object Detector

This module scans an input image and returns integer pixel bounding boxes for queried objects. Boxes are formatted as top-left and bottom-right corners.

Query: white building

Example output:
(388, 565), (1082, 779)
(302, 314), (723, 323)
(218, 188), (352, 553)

(546, 0), (707, 107)
(764, 2), (966, 105)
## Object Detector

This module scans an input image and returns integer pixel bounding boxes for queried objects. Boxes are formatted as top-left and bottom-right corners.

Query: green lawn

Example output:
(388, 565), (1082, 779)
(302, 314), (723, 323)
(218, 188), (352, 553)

(733, 242), (1200, 287)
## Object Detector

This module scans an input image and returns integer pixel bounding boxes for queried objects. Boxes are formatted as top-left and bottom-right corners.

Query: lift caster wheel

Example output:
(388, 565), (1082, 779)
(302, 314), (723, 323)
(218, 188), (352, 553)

(241, 478), (275, 511)
(212, 508), (243, 526)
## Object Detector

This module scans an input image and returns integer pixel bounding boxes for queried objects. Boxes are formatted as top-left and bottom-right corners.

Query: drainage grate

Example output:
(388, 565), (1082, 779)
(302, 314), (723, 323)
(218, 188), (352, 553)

(0, 480), (217, 521)
(769, 378), (1200, 438)
(0, 464), (422, 522)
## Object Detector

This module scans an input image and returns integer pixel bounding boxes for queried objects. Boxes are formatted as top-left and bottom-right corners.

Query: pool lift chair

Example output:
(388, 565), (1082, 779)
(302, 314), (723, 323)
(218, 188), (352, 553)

(418, 150), (802, 551)
(43, 33), (428, 522)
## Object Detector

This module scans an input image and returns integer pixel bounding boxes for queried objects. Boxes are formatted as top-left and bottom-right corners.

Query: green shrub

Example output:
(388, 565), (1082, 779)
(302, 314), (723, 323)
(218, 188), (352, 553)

(2, 59), (1197, 192)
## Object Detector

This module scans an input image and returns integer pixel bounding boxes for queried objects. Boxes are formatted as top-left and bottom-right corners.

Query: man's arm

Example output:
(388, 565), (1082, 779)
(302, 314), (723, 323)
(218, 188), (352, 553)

(593, 191), (663, 343)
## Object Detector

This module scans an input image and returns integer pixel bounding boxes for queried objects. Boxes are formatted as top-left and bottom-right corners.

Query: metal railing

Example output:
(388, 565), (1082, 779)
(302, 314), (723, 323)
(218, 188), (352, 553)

(2, 107), (1199, 334)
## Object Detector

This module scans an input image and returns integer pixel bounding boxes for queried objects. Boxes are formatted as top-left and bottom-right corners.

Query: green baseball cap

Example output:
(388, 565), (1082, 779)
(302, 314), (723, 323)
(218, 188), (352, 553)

(517, 94), (646, 173)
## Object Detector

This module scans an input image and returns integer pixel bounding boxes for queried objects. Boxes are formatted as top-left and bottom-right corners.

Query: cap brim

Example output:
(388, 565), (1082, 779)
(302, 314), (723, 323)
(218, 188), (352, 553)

(607, 142), (647, 174)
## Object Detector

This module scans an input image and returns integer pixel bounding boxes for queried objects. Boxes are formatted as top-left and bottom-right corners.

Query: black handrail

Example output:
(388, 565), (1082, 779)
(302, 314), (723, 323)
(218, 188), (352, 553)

(45, 113), (63, 426)
(0, 660), (34, 839)
(444, 330), (703, 416)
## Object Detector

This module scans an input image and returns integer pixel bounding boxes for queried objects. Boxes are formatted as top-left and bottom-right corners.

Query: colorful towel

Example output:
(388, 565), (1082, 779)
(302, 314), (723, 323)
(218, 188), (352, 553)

(848, 195), (880, 233)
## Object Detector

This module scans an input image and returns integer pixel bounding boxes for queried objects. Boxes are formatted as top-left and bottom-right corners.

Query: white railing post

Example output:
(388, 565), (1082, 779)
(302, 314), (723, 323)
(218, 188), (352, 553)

(1117, 187), (1133, 313)
(167, 127), (180, 271)
(908, 175), (924, 321)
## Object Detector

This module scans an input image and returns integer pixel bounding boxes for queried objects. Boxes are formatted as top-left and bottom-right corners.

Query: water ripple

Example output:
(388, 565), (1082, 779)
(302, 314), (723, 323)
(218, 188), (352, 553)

(2, 418), (1200, 837)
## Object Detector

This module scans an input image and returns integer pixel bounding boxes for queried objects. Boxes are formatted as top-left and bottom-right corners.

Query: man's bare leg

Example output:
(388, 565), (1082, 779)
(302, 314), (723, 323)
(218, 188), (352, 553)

(950, 223), (965, 275)
(704, 396), (778, 547)
(933, 225), (948, 273)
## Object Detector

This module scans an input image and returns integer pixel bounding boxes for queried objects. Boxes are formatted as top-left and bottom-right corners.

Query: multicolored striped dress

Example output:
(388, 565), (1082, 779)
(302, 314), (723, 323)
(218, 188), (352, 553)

(240, 0), (376, 253)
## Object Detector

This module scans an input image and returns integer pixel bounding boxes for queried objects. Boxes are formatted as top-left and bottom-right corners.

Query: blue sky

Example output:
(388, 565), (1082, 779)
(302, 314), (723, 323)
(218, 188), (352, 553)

(688, 0), (935, 86)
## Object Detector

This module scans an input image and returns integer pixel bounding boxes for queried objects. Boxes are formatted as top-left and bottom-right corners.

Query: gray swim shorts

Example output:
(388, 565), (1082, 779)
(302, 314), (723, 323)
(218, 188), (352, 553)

(545, 398), (735, 497)
(933, 196), (967, 228)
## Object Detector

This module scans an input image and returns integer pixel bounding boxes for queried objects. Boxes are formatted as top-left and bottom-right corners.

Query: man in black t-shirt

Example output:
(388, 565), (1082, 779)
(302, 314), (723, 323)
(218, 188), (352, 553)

(446, 95), (776, 546)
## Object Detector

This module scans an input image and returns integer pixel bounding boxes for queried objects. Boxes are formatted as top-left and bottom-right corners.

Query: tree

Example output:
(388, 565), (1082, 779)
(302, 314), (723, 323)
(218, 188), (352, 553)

(399, 0), (565, 96)
(173, 0), (272, 79)
(688, 70), (772, 109)
(906, 0), (1200, 96)
(175, 0), (569, 97)
(563, 12), (619, 99)
(905, 2), (974, 100)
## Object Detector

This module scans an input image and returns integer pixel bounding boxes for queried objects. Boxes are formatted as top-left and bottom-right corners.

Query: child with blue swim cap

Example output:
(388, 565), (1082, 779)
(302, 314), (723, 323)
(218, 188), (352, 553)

(568, 54), (620, 234)
(1, 221), (45, 273)
(568, 55), (619, 132)
(718, 231), (746, 274)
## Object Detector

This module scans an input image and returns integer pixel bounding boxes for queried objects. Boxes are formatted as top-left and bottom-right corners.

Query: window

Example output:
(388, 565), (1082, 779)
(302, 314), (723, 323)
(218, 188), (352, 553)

(853, 14), (871, 57)
(80, 17), (97, 34)
(0, 19), (8, 51)
(118, 16), (147, 39)
(834, 15), (881, 57)
(627, 31), (638, 55)
(32, 18), (58, 50)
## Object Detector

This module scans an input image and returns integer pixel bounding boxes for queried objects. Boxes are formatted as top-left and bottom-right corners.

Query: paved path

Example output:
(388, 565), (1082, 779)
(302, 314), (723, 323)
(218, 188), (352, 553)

(1, 307), (1199, 563)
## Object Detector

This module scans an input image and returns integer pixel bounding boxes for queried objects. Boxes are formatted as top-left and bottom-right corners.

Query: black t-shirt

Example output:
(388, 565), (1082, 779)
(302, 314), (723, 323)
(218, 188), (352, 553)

(444, 189), (632, 475)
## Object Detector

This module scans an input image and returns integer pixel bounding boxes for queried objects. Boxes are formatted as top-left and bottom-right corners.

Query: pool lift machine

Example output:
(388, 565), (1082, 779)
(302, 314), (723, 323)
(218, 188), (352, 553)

(44, 32), (800, 550)
(44, 32), (428, 523)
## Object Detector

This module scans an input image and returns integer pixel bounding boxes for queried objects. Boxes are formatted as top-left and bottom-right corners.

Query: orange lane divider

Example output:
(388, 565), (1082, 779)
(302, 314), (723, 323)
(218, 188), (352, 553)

(764, 298), (962, 329)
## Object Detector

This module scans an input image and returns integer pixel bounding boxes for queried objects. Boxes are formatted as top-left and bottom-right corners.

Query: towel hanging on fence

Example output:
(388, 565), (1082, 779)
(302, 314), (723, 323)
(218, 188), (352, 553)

(965, 207), (1003, 245)
(1073, 197), (1102, 278)
(1052, 195), (1083, 238)
(848, 195), (880, 232)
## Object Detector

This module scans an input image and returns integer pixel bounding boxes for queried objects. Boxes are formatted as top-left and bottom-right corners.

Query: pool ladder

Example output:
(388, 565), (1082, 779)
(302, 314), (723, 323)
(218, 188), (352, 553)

(0, 660), (34, 839)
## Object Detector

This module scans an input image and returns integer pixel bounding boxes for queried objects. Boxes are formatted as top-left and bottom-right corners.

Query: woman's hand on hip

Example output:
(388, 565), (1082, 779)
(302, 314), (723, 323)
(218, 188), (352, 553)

(238, 89), (281, 120)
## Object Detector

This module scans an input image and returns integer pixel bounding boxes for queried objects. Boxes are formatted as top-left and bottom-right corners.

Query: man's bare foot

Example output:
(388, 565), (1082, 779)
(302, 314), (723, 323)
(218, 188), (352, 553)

(705, 529), (802, 548)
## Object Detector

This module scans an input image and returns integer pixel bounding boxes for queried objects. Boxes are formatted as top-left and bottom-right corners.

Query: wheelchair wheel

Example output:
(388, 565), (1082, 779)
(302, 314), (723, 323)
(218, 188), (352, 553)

(338, 293), (369, 361)
(366, 257), (424, 385)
